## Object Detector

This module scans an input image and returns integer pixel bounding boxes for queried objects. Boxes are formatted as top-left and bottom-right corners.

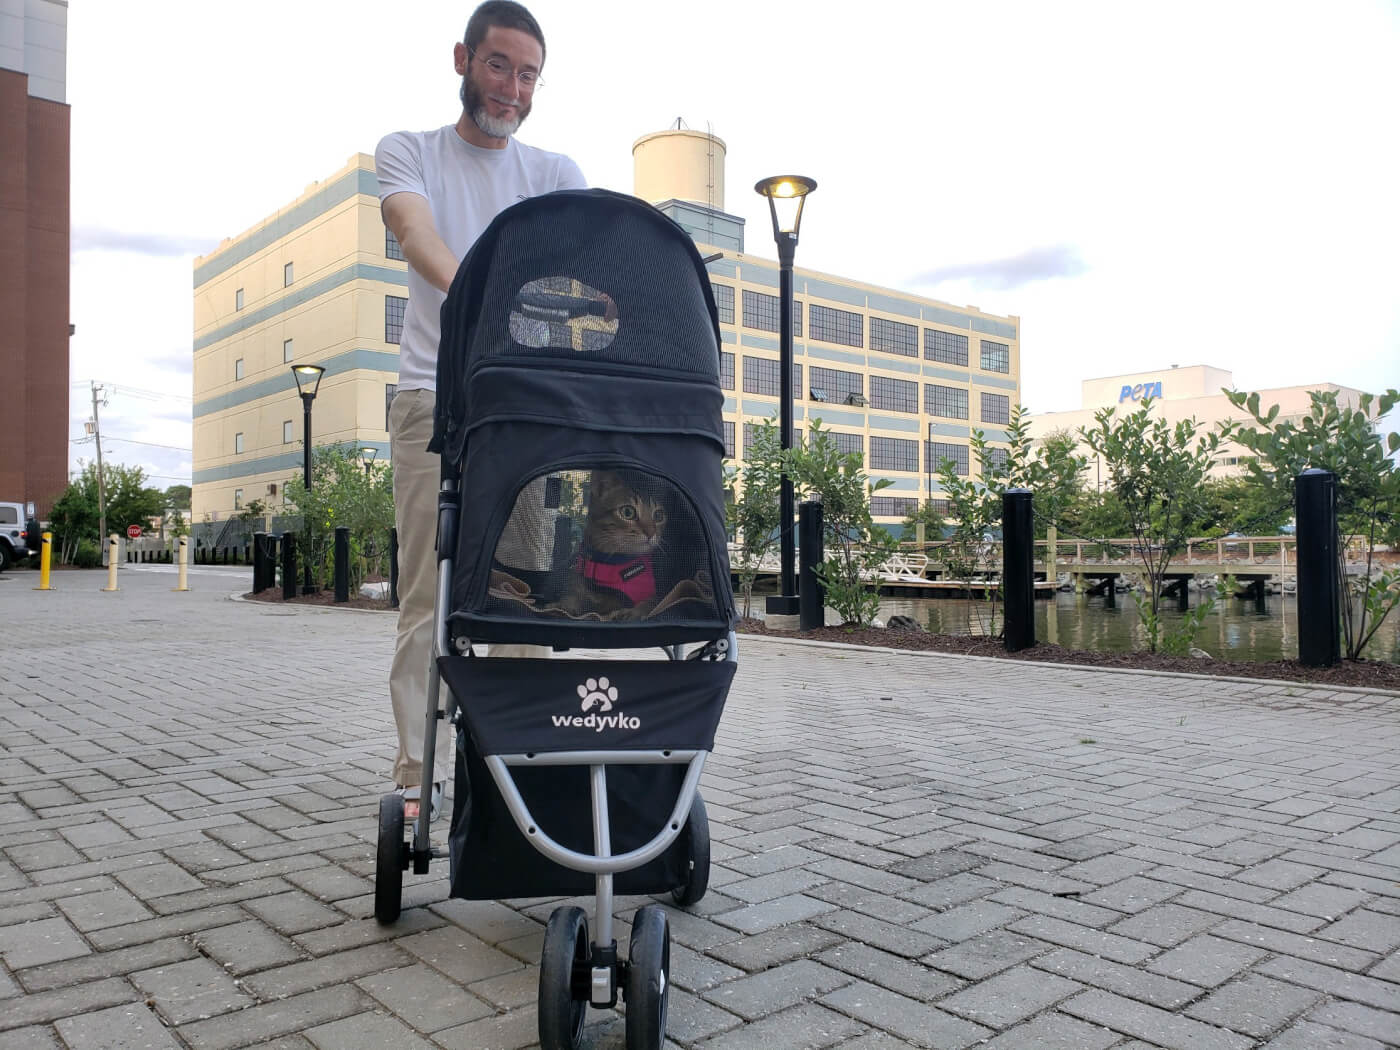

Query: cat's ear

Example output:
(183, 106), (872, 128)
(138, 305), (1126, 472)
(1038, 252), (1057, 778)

(589, 470), (620, 504)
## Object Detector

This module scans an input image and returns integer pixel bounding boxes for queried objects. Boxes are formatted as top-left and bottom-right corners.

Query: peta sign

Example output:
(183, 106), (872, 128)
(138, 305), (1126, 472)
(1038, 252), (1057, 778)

(1119, 380), (1163, 403)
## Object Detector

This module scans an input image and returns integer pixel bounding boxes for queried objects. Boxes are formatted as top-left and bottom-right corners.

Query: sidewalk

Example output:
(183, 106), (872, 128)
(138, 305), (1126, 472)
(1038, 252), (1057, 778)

(0, 570), (1397, 1049)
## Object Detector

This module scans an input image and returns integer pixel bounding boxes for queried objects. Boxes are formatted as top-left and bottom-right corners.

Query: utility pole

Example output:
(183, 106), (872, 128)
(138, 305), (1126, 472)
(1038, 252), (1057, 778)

(91, 382), (108, 559)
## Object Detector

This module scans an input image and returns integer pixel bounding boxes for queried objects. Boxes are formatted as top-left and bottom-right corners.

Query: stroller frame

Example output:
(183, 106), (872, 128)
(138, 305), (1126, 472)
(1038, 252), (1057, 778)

(377, 475), (735, 1047)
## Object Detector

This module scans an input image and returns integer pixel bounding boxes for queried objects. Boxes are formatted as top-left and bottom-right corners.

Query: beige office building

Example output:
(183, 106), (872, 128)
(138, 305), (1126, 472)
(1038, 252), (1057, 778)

(191, 129), (1021, 537)
(1026, 364), (1366, 488)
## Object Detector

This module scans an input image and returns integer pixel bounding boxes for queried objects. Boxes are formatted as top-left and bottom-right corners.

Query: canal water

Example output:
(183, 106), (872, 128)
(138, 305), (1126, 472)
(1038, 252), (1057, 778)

(755, 589), (1400, 664)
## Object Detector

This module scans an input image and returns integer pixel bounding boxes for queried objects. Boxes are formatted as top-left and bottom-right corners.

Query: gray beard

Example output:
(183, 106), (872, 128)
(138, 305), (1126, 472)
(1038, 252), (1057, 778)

(472, 105), (520, 139)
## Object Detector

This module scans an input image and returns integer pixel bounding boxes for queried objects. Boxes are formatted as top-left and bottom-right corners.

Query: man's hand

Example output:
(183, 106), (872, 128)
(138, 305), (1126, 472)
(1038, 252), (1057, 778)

(382, 192), (460, 294)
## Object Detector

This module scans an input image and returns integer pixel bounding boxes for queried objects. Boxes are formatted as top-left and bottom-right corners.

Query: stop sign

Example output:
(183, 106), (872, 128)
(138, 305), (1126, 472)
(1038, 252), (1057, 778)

(126, 524), (143, 539)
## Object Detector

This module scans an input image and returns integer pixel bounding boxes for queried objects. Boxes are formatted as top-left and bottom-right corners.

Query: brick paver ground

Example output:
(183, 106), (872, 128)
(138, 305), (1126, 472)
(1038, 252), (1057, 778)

(1, 566), (1397, 1049)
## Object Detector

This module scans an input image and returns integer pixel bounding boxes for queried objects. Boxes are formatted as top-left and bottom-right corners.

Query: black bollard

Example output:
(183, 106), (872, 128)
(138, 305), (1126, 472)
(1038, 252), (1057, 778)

(797, 500), (825, 630)
(1002, 488), (1035, 652)
(334, 526), (349, 603)
(282, 533), (297, 600)
(253, 532), (267, 593)
(389, 527), (400, 609)
(1296, 468), (1340, 667)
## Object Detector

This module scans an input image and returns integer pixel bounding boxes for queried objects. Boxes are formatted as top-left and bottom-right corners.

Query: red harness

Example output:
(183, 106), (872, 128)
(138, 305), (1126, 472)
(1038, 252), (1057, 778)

(574, 550), (657, 606)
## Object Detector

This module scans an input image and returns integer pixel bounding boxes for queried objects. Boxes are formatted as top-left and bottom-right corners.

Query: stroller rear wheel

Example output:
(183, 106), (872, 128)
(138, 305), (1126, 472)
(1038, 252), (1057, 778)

(670, 792), (710, 907)
(625, 905), (670, 1050)
(539, 906), (589, 1049)
(374, 793), (406, 924)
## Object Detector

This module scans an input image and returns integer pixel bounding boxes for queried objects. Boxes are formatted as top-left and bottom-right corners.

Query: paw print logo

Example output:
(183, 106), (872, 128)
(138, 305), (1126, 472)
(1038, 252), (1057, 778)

(577, 676), (618, 712)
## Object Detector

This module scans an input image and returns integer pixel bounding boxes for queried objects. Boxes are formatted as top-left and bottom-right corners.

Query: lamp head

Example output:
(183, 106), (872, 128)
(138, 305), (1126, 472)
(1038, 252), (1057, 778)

(361, 446), (377, 464)
(754, 174), (817, 241)
(291, 364), (325, 399)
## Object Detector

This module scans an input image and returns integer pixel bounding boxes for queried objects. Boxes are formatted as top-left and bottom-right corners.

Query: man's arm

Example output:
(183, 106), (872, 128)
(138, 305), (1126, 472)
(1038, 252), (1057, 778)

(382, 192), (460, 295)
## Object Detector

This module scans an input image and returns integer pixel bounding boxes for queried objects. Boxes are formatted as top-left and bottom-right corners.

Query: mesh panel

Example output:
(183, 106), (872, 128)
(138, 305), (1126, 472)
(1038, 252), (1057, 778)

(486, 467), (722, 625)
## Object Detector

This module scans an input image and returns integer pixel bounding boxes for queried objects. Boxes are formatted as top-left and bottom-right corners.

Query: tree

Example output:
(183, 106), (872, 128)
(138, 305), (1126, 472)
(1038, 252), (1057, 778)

(786, 419), (895, 627)
(1080, 399), (1222, 653)
(282, 445), (395, 591)
(1195, 476), (1294, 538)
(724, 421), (784, 619)
(48, 462), (165, 563)
(1223, 387), (1400, 660)
(900, 500), (947, 544)
(163, 484), (192, 511)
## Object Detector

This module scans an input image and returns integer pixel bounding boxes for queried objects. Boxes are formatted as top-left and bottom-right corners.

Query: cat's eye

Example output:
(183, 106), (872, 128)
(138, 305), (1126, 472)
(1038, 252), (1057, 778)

(618, 505), (637, 520)
(509, 276), (619, 352)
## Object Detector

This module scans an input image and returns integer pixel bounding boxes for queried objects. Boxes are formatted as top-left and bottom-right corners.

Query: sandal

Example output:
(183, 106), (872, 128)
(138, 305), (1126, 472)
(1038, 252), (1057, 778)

(398, 781), (445, 823)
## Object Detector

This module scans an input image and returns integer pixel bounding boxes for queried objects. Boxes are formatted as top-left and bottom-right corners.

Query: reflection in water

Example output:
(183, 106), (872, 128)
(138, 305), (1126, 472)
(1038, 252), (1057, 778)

(870, 592), (1399, 664)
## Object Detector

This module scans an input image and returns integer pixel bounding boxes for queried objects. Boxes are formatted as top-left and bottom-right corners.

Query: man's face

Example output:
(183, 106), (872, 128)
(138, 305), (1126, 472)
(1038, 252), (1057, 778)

(456, 26), (542, 140)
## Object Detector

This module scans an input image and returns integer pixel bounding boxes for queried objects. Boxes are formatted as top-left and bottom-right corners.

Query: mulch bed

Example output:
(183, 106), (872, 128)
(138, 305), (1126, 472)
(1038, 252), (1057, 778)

(238, 590), (1399, 690)
(735, 618), (1400, 691)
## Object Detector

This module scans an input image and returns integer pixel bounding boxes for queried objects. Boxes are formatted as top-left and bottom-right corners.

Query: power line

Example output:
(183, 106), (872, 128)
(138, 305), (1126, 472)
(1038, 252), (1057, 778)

(99, 435), (193, 453)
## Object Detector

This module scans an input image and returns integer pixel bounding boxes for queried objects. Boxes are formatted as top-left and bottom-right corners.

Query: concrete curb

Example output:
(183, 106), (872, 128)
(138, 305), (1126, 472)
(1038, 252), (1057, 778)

(227, 589), (396, 614)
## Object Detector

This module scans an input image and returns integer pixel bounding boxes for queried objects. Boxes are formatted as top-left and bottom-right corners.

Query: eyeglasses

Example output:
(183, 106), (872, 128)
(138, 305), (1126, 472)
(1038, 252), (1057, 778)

(468, 47), (543, 89)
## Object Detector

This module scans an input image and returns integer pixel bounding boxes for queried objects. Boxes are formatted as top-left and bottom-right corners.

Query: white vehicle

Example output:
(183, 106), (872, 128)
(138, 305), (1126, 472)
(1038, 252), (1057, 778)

(0, 501), (39, 572)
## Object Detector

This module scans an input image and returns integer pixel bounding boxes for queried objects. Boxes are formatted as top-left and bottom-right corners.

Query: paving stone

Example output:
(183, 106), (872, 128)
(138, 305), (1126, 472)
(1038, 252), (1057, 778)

(1184, 973), (1324, 1038)
(646, 986), (744, 1046)
(1145, 933), (1268, 988)
(111, 861), (205, 899)
(356, 961), (495, 1032)
(937, 963), (1081, 1029)
(0, 1027), (63, 1050)
(1006, 913), (1157, 965)
(725, 866), (831, 904)
(900, 872), (1001, 911)
(715, 893), (837, 935)
(1256, 955), (1400, 1012)
(1318, 908), (1400, 953)
(1080, 874), (1182, 914)
(817, 941), (962, 1002)
(191, 919), (306, 976)
(820, 980), (991, 1049)
(1237, 859), (1327, 891)
(976, 1011), (1122, 1049)
(52, 1002), (183, 1050)
(811, 909), (942, 960)
(86, 904), (249, 952)
(1210, 919), (1381, 971)
(1032, 948), (1201, 1010)
(1259, 1020), (1390, 1049)
(911, 898), (1023, 942)
(706, 922), (844, 971)
(1305, 1001), (1400, 1044)
(1060, 988), (1254, 1050)
(53, 887), (153, 932)
(0, 916), (89, 969)
(240, 890), (344, 935)
(695, 1002), (866, 1049)
(130, 956), (254, 1024)
(1107, 902), (1220, 947)
(304, 1011), (437, 1050)
(0, 977), (138, 1034)
(922, 929), (1050, 981)
(240, 943), (410, 1000)
(398, 924), (526, 985)
(1270, 882), (1372, 921)
(176, 985), (369, 1050)
(703, 959), (852, 1020)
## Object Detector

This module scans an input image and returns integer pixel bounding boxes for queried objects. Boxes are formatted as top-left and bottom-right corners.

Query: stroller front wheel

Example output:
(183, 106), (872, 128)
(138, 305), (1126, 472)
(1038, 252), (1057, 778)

(539, 905), (589, 1049)
(625, 905), (670, 1050)
(374, 793), (406, 924)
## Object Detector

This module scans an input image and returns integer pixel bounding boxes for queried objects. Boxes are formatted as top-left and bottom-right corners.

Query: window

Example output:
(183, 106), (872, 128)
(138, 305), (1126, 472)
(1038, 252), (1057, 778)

(927, 498), (952, 516)
(385, 383), (398, 431)
(719, 351), (735, 390)
(925, 384), (968, 419)
(235, 432), (245, 454)
(723, 420), (735, 458)
(983, 447), (1010, 474)
(980, 340), (1010, 373)
(927, 440), (970, 476)
(234, 488), (244, 510)
(385, 228), (405, 260)
(925, 328), (969, 366)
(808, 303), (862, 347)
(870, 375), (918, 413)
(809, 366), (863, 406)
(742, 356), (779, 396)
(743, 422), (761, 453)
(712, 283), (735, 326)
(235, 288), (244, 311)
(740, 289), (803, 337)
(283, 338), (294, 363)
(870, 317), (918, 358)
(385, 295), (408, 344)
(870, 436), (919, 472)
(981, 392), (1011, 425)
(283, 420), (294, 444)
(234, 358), (245, 381)
(870, 496), (918, 517)
(284, 262), (294, 287)
(831, 431), (863, 457)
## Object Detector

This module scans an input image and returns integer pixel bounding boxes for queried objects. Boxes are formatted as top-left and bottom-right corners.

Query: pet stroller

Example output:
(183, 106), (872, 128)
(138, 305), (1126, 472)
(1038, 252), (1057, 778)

(374, 189), (738, 1050)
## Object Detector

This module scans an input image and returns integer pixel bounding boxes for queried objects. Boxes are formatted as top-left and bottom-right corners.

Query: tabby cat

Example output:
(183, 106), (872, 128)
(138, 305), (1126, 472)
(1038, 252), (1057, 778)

(560, 470), (667, 619)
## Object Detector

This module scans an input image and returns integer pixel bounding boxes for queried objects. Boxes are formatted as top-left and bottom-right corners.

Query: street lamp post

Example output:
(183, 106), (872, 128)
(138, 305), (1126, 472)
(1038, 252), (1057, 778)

(754, 174), (816, 617)
(361, 446), (378, 475)
(291, 364), (325, 594)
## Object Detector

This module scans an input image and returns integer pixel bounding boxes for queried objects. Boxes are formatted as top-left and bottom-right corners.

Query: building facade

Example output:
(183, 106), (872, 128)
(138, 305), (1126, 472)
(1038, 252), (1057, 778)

(0, 0), (69, 517)
(191, 131), (1022, 534)
(1025, 364), (1366, 488)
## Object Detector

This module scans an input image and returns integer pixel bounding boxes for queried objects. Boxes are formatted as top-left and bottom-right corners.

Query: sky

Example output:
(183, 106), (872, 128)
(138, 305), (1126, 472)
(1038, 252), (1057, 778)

(65, 0), (1400, 489)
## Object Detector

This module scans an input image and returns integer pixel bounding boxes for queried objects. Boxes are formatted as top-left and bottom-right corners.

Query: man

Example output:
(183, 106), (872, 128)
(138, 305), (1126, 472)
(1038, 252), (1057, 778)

(377, 0), (586, 822)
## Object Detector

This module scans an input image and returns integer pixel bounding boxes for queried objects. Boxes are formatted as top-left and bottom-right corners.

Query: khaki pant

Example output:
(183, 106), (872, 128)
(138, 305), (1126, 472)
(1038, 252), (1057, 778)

(388, 389), (547, 788)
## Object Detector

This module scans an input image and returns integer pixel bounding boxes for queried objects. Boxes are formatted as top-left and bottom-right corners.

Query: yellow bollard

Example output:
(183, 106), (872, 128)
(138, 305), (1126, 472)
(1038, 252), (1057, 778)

(102, 535), (119, 591)
(34, 531), (53, 590)
(173, 536), (189, 592)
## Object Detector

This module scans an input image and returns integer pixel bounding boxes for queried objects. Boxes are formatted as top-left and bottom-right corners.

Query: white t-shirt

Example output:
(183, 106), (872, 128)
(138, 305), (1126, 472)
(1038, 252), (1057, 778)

(375, 125), (587, 391)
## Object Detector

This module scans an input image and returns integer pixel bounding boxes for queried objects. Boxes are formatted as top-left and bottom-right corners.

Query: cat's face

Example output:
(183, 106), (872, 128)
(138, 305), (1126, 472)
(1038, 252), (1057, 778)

(586, 471), (666, 554)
